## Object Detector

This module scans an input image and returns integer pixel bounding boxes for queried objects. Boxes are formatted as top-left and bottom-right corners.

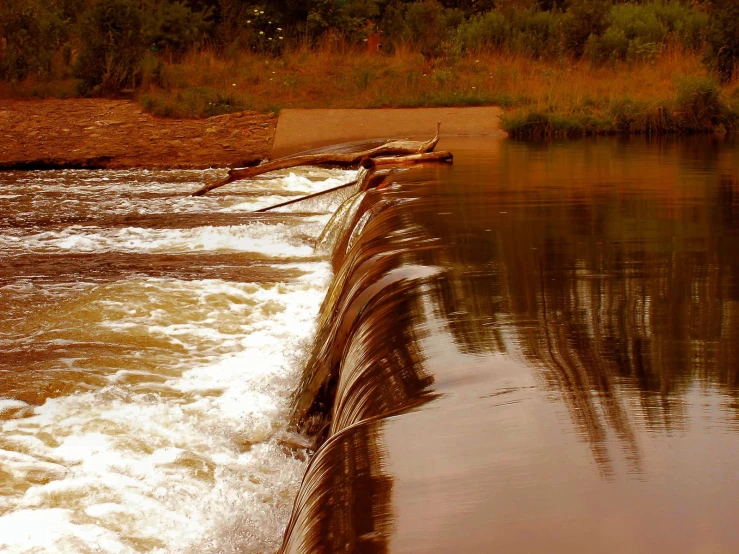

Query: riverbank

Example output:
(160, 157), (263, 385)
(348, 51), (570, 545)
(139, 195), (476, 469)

(142, 47), (738, 138)
(0, 99), (275, 170)
(7, 48), (738, 146)
(0, 102), (506, 170)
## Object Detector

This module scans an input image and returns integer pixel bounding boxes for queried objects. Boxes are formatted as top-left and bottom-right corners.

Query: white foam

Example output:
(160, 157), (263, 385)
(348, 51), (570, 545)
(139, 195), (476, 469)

(0, 166), (348, 553)
(0, 265), (331, 554)
(1, 221), (325, 256)
(1, 168), (356, 219)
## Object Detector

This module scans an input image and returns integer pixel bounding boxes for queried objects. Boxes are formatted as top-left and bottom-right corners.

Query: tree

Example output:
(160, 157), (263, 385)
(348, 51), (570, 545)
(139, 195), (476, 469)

(561, 0), (610, 58)
(73, 0), (144, 94)
(144, 1), (213, 58)
(705, 0), (739, 83)
(0, 0), (67, 80)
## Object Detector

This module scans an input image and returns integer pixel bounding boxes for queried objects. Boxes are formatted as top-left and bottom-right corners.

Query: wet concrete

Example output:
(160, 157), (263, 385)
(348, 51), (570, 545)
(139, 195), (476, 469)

(271, 107), (506, 157)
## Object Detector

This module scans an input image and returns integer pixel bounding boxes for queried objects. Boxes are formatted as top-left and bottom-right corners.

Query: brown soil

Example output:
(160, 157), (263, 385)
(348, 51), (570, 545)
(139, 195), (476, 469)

(0, 99), (276, 170)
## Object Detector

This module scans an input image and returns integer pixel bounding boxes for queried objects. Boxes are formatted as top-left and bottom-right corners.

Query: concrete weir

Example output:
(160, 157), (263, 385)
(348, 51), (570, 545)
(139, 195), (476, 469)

(271, 107), (506, 157)
(275, 114), (509, 554)
(273, 121), (739, 554)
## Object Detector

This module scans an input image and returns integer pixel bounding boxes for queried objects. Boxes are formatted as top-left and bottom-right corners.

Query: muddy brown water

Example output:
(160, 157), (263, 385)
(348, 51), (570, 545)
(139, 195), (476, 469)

(0, 166), (355, 553)
(1, 136), (739, 553)
(282, 136), (739, 554)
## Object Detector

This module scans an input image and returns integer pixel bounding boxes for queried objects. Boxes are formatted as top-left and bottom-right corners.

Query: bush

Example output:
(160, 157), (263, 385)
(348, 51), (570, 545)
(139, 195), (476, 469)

(457, 8), (560, 57)
(404, 0), (451, 56)
(0, 0), (68, 80)
(705, 0), (739, 83)
(508, 9), (560, 58)
(653, 1), (708, 51)
(456, 12), (507, 51)
(143, 1), (213, 59)
(73, 0), (145, 94)
(674, 75), (725, 131)
(562, 0), (610, 58)
(585, 1), (708, 65)
(140, 86), (248, 118)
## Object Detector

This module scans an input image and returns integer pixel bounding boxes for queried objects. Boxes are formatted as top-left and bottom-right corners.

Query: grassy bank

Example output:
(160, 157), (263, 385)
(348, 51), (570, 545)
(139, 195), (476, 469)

(4, 45), (738, 137)
(3, 1), (739, 137)
(131, 45), (739, 136)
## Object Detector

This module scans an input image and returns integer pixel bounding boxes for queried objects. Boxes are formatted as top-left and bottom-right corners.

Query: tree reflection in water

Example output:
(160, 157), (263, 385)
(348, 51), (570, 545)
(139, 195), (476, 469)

(282, 137), (739, 553)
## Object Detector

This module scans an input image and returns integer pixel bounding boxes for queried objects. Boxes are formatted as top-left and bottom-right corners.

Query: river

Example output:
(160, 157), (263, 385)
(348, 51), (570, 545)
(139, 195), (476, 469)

(0, 166), (356, 553)
(2, 136), (739, 553)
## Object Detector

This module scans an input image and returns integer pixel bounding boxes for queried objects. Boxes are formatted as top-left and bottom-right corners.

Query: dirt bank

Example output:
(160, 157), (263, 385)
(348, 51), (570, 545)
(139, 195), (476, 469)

(0, 99), (276, 170)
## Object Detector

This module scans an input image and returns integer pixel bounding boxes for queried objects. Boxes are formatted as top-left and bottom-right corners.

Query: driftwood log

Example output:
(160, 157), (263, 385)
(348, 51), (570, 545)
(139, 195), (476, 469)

(362, 150), (453, 168)
(191, 122), (442, 197)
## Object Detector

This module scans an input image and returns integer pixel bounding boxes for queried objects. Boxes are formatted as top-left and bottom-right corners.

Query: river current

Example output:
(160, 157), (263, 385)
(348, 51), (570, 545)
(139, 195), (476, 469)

(0, 167), (355, 553)
(3, 136), (739, 554)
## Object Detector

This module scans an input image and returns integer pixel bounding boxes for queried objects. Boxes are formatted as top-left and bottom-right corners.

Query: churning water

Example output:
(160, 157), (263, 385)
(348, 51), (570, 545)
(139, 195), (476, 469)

(0, 167), (355, 553)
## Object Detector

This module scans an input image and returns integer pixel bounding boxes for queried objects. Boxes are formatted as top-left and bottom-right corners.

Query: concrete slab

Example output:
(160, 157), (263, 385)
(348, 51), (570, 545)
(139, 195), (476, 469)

(271, 107), (505, 157)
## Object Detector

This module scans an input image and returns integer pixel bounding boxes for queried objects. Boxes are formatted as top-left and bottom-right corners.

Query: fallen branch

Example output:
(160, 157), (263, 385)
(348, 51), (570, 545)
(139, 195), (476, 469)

(362, 150), (453, 168)
(253, 166), (399, 213)
(191, 122), (441, 196)
(254, 179), (359, 213)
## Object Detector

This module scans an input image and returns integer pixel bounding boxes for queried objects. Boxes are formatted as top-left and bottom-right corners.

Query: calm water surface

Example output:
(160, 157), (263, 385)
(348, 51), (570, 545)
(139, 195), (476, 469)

(2, 136), (739, 554)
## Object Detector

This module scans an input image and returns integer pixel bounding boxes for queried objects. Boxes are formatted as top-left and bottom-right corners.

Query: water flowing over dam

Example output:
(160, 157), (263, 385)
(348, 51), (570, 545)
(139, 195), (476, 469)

(281, 136), (739, 554)
(2, 135), (739, 553)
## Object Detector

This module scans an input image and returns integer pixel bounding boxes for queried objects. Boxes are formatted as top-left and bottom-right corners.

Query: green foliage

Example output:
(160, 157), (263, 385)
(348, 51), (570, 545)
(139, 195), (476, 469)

(507, 9), (559, 58)
(704, 0), (739, 83)
(0, 0), (68, 80)
(501, 111), (612, 139)
(504, 76), (739, 138)
(306, 0), (381, 39)
(456, 7), (559, 56)
(585, 2), (709, 64)
(218, 3), (286, 54)
(674, 75), (727, 131)
(73, 0), (145, 94)
(140, 86), (248, 117)
(652, 1), (708, 50)
(561, 0), (610, 58)
(144, 1), (213, 58)
(404, 0), (453, 56)
(456, 12), (507, 51)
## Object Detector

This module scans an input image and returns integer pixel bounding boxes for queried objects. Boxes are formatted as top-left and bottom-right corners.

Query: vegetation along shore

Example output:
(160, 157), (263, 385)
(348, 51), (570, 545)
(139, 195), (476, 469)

(2, 0), (739, 138)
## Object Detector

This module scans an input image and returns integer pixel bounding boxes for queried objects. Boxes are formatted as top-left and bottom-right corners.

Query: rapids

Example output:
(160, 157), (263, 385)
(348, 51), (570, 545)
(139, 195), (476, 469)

(0, 167), (356, 553)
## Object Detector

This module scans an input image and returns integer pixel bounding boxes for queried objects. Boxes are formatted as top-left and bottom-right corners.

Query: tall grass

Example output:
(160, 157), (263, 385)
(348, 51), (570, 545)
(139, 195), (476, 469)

(133, 41), (738, 137)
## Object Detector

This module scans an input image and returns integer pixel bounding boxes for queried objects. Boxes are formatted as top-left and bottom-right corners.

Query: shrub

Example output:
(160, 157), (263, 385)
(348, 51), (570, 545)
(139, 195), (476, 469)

(0, 0), (68, 80)
(653, 1), (708, 51)
(456, 12), (507, 51)
(140, 86), (248, 118)
(457, 9), (560, 57)
(73, 0), (145, 94)
(404, 0), (450, 56)
(585, 2), (707, 65)
(508, 9), (560, 58)
(674, 75), (725, 131)
(561, 0), (610, 58)
(143, 1), (213, 59)
(704, 0), (739, 83)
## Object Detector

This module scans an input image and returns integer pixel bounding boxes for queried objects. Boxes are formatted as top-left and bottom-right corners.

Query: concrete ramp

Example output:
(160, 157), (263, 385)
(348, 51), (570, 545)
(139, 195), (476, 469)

(271, 107), (505, 157)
